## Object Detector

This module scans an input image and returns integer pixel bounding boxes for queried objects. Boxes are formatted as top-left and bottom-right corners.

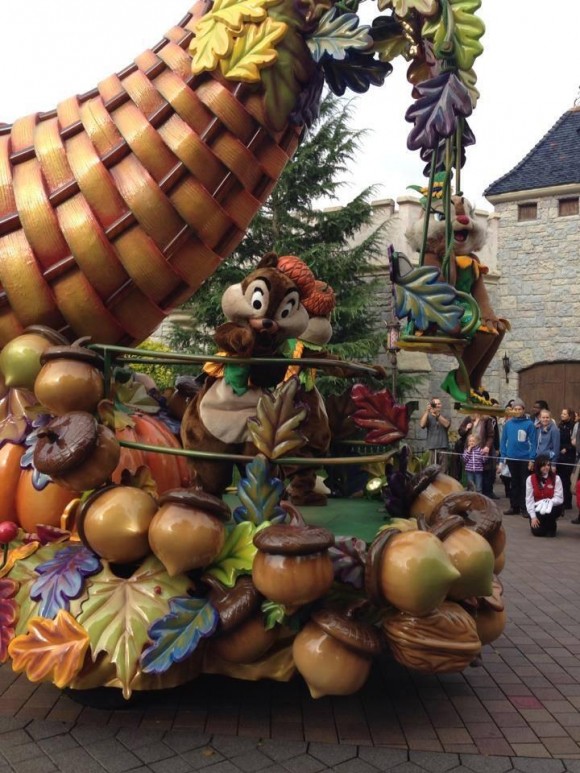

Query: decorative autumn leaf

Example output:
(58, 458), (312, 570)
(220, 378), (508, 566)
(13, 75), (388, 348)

(5, 542), (64, 635)
(119, 466), (158, 498)
(392, 265), (465, 331)
(247, 378), (308, 460)
(0, 541), (39, 579)
(96, 399), (136, 432)
(371, 16), (412, 63)
(8, 610), (90, 688)
(140, 596), (219, 674)
(261, 8), (315, 131)
(420, 118), (475, 175)
(220, 17), (287, 82)
(76, 556), (192, 698)
(458, 66), (480, 107)
(351, 384), (409, 445)
(422, 0), (485, 72)
(0, 578), (19, 663)
(190, 15), (234, 74)
(405, 71), (473, 152)
(328, 536), (367, 589)
(261, 599), (286, 630)
(233, 456), (285, 525)
(306, 8), (372, 63)
(205, 521), (264, 587)
(30, 545), (101, 620)
(113, 381), (160, 415)
(378, 0), (439, 16)
(212, 0), (278, 31)
(0, 389), (36, 448)
(322, 51), (392, 97)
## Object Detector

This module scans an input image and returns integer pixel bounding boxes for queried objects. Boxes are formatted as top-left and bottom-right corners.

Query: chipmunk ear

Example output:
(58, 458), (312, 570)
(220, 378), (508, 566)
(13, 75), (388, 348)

(258, 251), (278, 269)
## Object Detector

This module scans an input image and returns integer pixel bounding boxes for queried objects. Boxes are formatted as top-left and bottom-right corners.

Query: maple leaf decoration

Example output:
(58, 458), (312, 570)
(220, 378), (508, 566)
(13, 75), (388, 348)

(8, 610), (90, 688)
(351, 384), (409, 445)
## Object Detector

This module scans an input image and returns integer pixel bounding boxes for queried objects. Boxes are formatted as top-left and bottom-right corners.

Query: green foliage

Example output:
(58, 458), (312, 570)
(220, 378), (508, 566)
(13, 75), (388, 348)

(168, 93), (386, 395)
(127, 339), (188, 391)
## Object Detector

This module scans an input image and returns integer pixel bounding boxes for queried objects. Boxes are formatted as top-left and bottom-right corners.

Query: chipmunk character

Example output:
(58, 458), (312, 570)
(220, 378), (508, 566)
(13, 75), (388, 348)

(180, 252), (310, 497)
(406, 193), (509, 404)
(280, 275), (336, 505)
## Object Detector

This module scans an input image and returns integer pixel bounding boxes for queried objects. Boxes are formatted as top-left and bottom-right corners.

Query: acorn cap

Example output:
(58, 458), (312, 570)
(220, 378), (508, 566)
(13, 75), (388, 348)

(253, 523), (334, 555)
(34, 412), (99, 476)
(40, 341), (104, 369)
(23, 326), (69, 346)
(311, 609), (382, 656)
(158, 488), (231, 522)
(204, 575), (261, 632)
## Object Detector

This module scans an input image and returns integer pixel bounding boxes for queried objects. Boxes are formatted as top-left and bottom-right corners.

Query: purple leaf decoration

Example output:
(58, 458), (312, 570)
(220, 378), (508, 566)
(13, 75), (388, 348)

(30, 545), (101, 619)
(290, 67), (325, 128)
(141, 596), (219, 674)
(405, 71), (473, 152)
(329, 536), (367, 589)
(420, 119), (476, 175)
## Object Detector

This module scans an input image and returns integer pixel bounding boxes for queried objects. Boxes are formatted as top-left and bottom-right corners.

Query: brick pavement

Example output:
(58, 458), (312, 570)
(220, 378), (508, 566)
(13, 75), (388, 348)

(2, 491), (580, 771)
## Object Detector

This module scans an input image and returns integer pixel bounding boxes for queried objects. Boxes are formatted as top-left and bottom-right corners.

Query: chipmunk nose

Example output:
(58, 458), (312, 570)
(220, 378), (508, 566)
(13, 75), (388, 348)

(456, 215), (470, 225)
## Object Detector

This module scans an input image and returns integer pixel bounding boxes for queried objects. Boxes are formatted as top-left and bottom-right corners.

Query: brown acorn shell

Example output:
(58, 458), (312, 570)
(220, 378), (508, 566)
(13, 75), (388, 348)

(253, 524), (334, 555)
(158, 488), (231, 522)
(311, 609), (382, 657)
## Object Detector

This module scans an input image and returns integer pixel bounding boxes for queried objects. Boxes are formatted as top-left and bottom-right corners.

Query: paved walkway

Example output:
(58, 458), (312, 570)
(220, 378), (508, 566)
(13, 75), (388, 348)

(2, 490), (580, 772)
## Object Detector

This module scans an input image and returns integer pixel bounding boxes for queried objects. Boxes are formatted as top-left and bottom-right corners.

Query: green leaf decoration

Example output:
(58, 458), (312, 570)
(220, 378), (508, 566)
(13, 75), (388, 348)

(261, 599), (286, 630)
(261, 1), (315, 131)
(377, 0), (439, 16)
(422, 0), (485, 72)
(220, 17), (288, 82)
(76, 556), (192, 699)
(205, 521), (264, 587)
(393, 265), (465, 332)
(190, 15), (235, 74)
(458, 66), (480, 108)
(306, 8), (372, 63)
(247, 378), (308, 460)
(233, 456), (285, 525)
(140, 596), (219, 675)
(212, 0), (278, 31)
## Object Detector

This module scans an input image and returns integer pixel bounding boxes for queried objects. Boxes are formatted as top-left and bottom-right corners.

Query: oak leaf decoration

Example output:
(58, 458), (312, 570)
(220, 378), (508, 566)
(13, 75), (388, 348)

(212, 0), (279, 30)
(0, 578), (19, 663)
(190, 15), (234, 74)
(422, 0), (485, 72)
(247, 378), (308, 459)
(8, 610), (90, 688)
(405, 70), (472, 152)
(351, 384), (409, 445)
(220, 17), (288, 82)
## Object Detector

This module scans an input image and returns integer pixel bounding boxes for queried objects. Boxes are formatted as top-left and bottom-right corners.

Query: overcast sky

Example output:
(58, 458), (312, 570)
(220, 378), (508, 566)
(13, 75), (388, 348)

(2, 1), (579, 212)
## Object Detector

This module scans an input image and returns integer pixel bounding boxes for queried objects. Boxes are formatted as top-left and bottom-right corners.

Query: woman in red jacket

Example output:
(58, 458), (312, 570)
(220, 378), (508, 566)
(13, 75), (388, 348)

(525, 455), (564, 538)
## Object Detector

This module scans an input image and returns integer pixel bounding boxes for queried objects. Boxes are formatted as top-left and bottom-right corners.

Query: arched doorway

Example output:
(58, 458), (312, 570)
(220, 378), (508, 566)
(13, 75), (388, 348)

(518, 361), (580, 413)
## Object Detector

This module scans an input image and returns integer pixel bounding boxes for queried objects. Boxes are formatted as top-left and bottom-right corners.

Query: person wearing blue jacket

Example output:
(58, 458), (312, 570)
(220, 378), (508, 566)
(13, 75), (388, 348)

(499, 398), (537, 515)
(536, 409), (560, 462)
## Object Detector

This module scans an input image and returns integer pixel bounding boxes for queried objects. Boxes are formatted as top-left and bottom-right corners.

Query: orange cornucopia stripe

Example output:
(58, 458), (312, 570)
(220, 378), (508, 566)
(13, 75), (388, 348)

(0, 1), (301, 348)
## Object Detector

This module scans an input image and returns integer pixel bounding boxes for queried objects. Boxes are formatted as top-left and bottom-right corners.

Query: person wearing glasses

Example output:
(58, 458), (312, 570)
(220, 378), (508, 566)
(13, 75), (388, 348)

(525, 454), (564, 537)
(419, 398), (451, 472)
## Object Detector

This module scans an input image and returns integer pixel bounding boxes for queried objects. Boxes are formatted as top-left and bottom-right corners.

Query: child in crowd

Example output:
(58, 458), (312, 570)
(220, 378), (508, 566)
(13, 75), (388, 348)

(462, 433), (485, 493)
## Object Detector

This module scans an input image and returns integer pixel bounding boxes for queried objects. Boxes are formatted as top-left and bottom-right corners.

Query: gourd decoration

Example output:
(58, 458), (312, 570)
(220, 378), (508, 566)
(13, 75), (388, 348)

(0, 327), (68, 391)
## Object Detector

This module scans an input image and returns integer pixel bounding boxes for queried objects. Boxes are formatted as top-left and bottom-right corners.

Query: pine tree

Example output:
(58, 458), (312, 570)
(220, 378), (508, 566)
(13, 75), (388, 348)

(168, 93), (385, 393)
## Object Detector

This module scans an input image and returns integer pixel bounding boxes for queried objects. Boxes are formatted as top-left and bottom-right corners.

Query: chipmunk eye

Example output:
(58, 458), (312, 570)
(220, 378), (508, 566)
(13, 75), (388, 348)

(434, 211), (445, 222)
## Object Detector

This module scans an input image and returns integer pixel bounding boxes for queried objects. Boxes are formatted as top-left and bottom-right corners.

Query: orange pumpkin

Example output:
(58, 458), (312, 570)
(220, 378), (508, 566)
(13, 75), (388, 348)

(113, 413), (191, 495)
(0, 442), (78, 531)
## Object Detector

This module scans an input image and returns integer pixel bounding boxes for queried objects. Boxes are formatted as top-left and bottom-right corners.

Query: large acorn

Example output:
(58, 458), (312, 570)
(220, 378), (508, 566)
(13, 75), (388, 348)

(383, 601), (481, 673)
(429, 516), (494, 600)
(365, 528), (460, 617)
(293, 609), (382, 698)
(77, 484), (157, 563)
(252, 524), (334, 608)
(148, 489), (230, 576)
(205, 575), (278, 663)
(34, 337), (104, 415)
(33, 412), (120, 492)
(0, 326), (68, 390)
(408, 469), (463, 520)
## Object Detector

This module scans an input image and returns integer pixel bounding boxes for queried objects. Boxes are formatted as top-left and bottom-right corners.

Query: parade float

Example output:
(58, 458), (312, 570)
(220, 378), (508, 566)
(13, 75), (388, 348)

(0, 0), (507, 701)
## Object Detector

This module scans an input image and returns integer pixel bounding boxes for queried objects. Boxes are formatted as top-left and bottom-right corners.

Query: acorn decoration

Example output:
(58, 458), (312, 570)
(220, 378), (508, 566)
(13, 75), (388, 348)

(34, 337), (104, 415)
(408, 469), (464, 520)
(365, 528), (460, 617)
(293, 609), (382, 698)
(77, 484), (157, 563)
(148, 489), (230, 576)
(0, 326), (68, 390)
(252, 524), (334, 608)
(427, 515), (494, 600)
(383, 601), (482, 673)
(205, 575), (278, 663)
(33, 412), (120, 492)
(468, 576), (506, 646)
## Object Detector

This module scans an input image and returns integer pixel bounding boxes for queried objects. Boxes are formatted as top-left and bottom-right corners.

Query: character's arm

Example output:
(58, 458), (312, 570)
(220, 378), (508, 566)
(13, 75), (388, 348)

(214, 322), (255, 356)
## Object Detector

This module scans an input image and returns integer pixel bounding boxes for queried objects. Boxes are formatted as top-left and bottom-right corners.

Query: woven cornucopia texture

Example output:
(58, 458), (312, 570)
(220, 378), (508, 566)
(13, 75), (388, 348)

(0, 1), (301, 347)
